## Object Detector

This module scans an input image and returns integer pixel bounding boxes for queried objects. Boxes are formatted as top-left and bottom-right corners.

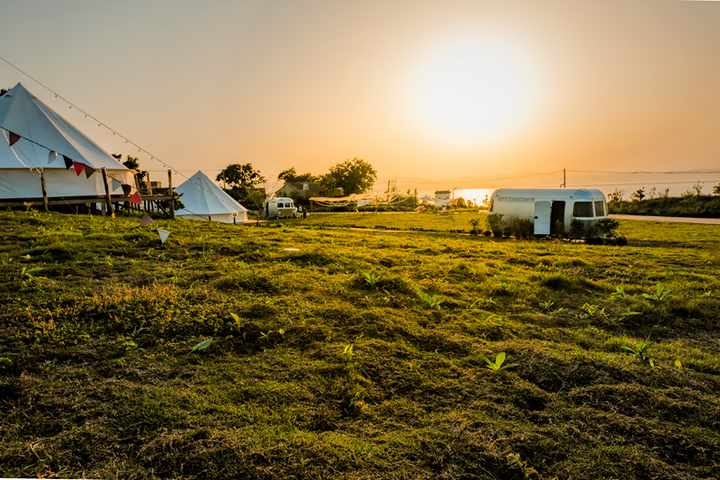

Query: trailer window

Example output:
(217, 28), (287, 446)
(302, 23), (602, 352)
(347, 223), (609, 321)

(594, 201), (605, 217)
(573, 202), (593, 217)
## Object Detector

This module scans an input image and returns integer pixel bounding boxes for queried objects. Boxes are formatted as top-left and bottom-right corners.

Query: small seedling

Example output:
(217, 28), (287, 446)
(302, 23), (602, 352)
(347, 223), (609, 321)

(481, 352), (517, 371)
(539, 300), (554, 311)
(610, 286), (627, 301)
(363, 272), (381, 287)
(642, 283), (671, 303)
(423, 294), (444, 310)
(191, 337), (213, 353)
(341, 344), (354, 361)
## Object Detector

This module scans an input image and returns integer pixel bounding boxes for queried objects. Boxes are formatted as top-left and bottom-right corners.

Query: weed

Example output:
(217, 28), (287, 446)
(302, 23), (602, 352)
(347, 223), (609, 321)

(622, 339), (660, 370)
(482, 352), (517, 371)
(363, 272), (381, 287)
(190, 338), (213, 353)
(539, 300), (554, 311)
(341, 344), (354, 361)
(642, 283), (671, 303)
(506, 452), (541, 479)
(423, 293), (445, 310)
(610, 286), (627, 301)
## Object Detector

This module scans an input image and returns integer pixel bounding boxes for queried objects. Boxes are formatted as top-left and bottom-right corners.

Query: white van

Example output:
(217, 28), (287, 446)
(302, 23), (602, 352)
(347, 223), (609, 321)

(489, 188), (608, 235)
(263, 197), (298, 219)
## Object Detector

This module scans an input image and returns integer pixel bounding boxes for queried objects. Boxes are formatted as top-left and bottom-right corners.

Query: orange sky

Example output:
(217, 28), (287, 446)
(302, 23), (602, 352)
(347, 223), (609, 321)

(2, 0), (720, 193)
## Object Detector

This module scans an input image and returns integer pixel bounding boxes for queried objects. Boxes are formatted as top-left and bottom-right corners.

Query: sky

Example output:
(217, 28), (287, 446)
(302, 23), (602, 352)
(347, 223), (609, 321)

(2, 0), (720, 195)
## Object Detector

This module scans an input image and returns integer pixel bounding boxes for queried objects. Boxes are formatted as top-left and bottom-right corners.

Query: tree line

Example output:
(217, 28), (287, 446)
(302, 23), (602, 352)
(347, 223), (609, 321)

(216, 157), (377, 206)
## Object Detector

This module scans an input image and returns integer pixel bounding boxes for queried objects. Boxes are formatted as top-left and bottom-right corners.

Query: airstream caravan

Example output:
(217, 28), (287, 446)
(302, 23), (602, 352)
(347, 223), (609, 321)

(263, 197), (298, 219)
(488, 188), (608, 235)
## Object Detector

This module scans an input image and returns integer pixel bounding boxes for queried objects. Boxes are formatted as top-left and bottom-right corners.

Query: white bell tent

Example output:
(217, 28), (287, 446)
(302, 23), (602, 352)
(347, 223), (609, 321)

(175, 171), (248, 223)
(0, 83), (132, 200)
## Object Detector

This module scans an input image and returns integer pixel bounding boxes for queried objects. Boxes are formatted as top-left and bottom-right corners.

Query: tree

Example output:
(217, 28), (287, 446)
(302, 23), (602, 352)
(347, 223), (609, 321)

(713, 183), (720, 196)
(278, 167), (318, 184)
(216, 163), (266, 202)
(113, 154), (147, 189)
(320, 158), (377, 196)
(631, 188), (645, 202)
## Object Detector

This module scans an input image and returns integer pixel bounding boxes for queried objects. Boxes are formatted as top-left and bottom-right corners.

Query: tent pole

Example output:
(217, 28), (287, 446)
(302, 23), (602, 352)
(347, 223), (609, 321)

(168, 170), (175, 219)
(101, 168), (113, 216)
(39, 168), (49, 213)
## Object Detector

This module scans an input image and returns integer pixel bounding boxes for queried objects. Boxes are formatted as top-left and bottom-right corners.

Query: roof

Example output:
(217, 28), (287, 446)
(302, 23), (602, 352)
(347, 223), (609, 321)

(491, 188), (605, 200)
(175, 171), (248, 216)
(0, 83), (125, 170)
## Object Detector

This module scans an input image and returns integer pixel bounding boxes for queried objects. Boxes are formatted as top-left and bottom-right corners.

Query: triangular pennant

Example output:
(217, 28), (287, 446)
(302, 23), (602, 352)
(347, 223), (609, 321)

(84, 165), (96, 178)
(63, 155), (73, 169)
(8, 131), (20, 147)
(122, 184), (132, 196)
(130, 191), (142, 205)
(110, 177), (123, 190)
(158, 229), (170, 244)
(73, 161), (85, 176)
(139, 214), (154, 227)
(48, 151), (58, 164)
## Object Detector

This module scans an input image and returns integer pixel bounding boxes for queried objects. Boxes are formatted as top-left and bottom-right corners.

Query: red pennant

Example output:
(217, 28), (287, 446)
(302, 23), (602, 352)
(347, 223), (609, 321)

(139, 214), (154, 226)
(73, 161), (85, 176)
(84, 165), (96, 178)
(130, 191), (142, 205)
(63, 156), (73, 169)
(8, 132), (20, 146)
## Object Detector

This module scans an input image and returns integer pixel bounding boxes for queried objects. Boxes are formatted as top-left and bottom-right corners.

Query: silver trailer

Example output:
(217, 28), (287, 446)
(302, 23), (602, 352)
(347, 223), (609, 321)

(489, 188), (608, 235)
(263, 197), (298, 219)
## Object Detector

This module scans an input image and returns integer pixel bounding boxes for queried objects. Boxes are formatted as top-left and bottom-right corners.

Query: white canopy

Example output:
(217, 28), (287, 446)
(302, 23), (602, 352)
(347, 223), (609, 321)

(175, 171), (248, 223)
(0, 83), (132, 199)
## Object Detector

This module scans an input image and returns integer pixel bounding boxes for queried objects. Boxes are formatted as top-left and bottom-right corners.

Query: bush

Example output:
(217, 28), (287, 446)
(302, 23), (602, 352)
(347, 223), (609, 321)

(568, 219), (586, 239)
(485, 213), (505, 237)
(591, 218), (620, 238)
(509, 218), (534, 239)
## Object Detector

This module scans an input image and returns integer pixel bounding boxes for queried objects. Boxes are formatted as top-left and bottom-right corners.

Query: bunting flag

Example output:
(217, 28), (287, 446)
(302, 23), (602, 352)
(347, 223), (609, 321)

(84, 165), (96, 178)
(48, 151), (58, 164)
(139, 214), (154, 227)
(110, 177), (123, 190)
(8, 131), (20, 146)
(158, 229), (170, 244)
(73, 161), (85, 176)
(122, 184), (132, 196)
(130, 191), (142, 205)
(63, 155), (73, 169)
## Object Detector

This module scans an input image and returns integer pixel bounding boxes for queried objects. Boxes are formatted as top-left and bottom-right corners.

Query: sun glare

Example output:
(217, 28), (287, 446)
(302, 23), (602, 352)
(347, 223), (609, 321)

(410, 37), (538, 144)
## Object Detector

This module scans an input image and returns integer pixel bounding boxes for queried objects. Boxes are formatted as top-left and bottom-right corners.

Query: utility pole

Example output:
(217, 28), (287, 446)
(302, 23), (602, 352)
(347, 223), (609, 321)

(561, 169), (566, 188)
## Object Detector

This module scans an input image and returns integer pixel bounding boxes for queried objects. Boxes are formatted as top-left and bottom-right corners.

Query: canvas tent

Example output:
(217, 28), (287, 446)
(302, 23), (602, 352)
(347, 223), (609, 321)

(0, 83), (133, 200)
(175, 171), (248, 223)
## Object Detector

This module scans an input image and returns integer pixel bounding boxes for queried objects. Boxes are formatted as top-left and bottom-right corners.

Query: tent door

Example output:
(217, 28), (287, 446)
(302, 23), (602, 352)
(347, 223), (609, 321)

(534, 201), (552, 235)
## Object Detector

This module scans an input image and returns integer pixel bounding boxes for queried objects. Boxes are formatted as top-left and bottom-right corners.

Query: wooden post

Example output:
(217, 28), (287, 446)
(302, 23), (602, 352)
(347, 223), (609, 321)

(168, 169), (175, 219)
(38, 168), (49, 213)
(146, 172), (154, 213)
(101, 168), (113, 216)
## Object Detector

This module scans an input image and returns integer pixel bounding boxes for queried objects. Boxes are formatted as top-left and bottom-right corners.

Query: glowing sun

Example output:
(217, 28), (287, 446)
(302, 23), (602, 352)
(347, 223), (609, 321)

(410, 38), (537, 143)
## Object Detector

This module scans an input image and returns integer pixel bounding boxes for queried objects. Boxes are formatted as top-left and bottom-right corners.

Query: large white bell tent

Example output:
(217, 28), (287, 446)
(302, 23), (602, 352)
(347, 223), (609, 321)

(0, 83), (132, 200)
(175, 171), (248, 223)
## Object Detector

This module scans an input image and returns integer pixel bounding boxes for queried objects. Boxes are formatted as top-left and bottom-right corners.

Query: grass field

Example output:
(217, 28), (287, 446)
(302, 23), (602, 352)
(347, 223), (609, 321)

(1, 210), (719, 479)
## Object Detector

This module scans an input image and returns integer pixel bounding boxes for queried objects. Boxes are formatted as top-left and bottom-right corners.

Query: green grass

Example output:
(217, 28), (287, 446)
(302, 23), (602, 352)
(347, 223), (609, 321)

(1, 210), (720, 478)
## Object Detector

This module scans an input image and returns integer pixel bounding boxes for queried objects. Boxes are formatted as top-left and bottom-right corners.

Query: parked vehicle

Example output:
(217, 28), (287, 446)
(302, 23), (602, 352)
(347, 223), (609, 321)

(263, 197), (298, 219)
(488, 188), (608, 235)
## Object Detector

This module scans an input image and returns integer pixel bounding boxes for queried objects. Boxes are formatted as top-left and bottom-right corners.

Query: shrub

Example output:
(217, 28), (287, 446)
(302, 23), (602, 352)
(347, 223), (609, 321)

(485, 213), (504, 237)
(568, 219), (585, 239)
(509, 218), (534, 239)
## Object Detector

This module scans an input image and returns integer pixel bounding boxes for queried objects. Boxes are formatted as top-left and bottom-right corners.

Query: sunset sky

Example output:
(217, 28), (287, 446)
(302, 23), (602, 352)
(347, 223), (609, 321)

(2, 0), (720, 194)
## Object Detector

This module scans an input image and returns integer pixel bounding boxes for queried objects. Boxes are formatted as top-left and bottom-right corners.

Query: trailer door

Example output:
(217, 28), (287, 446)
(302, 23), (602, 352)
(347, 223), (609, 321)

(534, 201), (551, 235)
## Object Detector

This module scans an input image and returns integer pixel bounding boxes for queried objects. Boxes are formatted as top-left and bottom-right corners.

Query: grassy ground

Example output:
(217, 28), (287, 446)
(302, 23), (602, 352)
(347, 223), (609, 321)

(1, 210), (719, 479)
